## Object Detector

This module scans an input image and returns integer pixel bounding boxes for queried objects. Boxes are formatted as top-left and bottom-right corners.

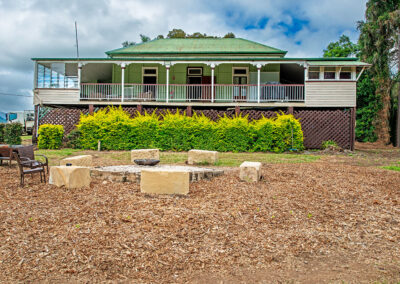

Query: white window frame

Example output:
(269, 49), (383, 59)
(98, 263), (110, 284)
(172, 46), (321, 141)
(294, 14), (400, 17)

(232, 67), (249, 84)
(187, 67), (203, 76)
(142, 67), (158, 84)
(307, 66), (357, 81)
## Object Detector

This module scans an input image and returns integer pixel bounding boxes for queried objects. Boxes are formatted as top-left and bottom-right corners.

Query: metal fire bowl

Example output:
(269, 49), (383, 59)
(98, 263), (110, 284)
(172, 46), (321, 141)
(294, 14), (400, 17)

(134, 159), (160, 166)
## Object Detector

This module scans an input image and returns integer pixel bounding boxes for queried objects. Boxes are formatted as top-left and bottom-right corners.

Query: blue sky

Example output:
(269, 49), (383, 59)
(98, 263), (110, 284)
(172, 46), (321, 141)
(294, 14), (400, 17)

(0, 0), (367, 112)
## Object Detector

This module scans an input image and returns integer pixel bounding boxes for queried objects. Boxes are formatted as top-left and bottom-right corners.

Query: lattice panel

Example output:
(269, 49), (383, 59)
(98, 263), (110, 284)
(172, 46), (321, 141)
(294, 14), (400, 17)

(36, 106), (354, 149)
(294, 109), (352, 149)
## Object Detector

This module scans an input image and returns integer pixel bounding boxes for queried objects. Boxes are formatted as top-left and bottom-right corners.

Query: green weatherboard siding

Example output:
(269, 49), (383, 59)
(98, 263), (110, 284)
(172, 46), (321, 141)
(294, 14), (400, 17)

(111, 63), (280, 85)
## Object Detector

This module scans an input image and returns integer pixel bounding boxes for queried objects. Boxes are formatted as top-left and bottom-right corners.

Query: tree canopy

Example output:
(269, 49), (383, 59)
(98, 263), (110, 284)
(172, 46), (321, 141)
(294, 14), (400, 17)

(122, 29), (236, 46)
(323, 35), (359, 58)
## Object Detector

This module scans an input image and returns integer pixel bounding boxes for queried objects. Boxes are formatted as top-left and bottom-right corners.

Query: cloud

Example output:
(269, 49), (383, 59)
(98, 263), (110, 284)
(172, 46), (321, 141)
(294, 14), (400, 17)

(0, 0), (367, 111)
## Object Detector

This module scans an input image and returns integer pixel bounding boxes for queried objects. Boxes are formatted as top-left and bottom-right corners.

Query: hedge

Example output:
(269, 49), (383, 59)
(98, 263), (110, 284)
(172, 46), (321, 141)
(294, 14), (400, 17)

(76, 106), (304, 153)
(38, 124), (64, 149)
(4, 123), (23, 145)
(0, 123), (5, 142)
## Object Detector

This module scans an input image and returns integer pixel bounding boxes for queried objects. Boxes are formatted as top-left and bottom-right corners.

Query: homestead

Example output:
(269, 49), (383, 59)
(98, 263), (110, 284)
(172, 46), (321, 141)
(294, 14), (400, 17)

(32, 38), (370, 149)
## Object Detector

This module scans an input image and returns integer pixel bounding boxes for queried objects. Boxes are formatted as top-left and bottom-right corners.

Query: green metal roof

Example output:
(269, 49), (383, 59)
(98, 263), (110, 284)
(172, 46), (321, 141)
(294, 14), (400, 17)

(32, 57), (364, 62)
(308, 61), (371, 66)
(105, 38), (287, 56)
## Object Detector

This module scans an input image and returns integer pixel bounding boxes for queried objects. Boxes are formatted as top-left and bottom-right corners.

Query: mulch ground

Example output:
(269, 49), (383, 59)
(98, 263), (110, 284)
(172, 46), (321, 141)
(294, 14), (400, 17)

(0, 159), (400, 283)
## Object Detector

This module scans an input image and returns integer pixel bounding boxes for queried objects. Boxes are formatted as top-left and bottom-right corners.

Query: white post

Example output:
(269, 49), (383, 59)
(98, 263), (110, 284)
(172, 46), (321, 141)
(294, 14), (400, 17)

(78, 63), (82, 90)
(211, 63), (215, 103)
(166, 64), (170, 103)
(257, 64), (261, 103)
(33, 62), (38, 89)
(121, 63), (126, 102)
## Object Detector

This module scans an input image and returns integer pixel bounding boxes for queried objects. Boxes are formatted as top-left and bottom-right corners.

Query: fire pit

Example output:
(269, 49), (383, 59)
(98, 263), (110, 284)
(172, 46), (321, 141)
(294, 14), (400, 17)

(134, 159), (160, 166)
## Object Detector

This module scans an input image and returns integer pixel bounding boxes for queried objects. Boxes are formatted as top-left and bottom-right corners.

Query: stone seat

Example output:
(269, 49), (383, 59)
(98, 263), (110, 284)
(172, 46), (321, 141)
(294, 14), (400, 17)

(49, 166), (91, 189)
(188, 149), (218, 165)
(60, 155), (92, 167)
(239, 161), (262, 182)
(140, 168), (189, 195)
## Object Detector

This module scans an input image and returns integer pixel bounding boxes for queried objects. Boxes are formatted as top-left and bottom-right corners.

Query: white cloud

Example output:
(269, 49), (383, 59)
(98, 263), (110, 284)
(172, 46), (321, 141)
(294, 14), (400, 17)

(0, 0), (367, 111)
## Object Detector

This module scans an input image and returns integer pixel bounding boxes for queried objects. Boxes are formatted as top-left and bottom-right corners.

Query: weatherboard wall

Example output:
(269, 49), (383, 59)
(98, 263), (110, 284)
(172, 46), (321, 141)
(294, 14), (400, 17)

(111, 63), (280, 84)
(304, 81), (356, 107)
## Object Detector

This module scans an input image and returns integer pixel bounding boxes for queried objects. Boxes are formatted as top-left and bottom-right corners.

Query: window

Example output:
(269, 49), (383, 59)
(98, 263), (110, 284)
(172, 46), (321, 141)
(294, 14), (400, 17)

(324, 67), (336, 80)
(142, 67), (158, 84)
(187, 68), (202, 76)
(36, 63), (78, 89)
(340, 67), (352, 80)
(308, 67), (320, 80)
(232, 67), (249, 85)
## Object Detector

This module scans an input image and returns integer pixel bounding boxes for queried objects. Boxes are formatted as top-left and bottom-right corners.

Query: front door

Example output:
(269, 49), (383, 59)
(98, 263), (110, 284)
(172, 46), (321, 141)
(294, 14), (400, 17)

(233, 67), (248, 101)
(187, 67), (203, 101)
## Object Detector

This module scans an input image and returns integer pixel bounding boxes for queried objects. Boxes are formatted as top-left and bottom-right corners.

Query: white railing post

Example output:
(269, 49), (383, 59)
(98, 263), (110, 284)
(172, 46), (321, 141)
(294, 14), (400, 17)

(211, 63), (215, 103)
(257, 64), (261, 103)
(121, 63), (126, 102)
(166, 64), (170, 103)
(78, 63), (82, 98)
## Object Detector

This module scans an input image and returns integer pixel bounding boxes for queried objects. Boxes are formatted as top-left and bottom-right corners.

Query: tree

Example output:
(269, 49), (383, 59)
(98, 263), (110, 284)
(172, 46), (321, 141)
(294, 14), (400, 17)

(223, 32), (236, 38)
(122, 41), (136, 47)
(167, 29), (186, 38)
(323, 35), (359, 57)
(358, 0), (400, 144)
(140, 34), (151, 42)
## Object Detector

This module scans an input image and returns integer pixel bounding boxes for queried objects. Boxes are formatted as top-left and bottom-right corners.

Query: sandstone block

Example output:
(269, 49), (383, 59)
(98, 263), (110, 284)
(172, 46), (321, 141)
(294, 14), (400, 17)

(60, 155), (92, 167)
(131, 149), (159, 163)
(49, 166), (91, 189)
(140, 169), (189, 195)
(188, 150), (218, 165)
(239, 161), (262, 182)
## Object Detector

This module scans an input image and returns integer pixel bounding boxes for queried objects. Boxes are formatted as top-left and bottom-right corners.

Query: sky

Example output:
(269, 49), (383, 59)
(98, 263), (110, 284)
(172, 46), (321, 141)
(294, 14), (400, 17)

(0, 0), (367, 112)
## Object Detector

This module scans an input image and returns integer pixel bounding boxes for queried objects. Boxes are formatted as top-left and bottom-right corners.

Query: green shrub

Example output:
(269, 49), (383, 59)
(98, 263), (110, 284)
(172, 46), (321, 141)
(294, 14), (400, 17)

(321, 140), (339, 149)
(65, 129), (82, 149)
(272, 113), (304, 152)
(4, 122), (23, 145)
(214, 114), (254, 152)
(38, 124), (64, 149)
(0, 123), (5, 142)
(76, 106), (304, 153)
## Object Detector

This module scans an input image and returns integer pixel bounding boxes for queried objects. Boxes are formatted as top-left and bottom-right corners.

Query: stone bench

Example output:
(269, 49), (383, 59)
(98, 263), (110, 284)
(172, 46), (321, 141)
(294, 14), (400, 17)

(140, 168), (189, 195)
(188, 149), (219, 165)
(131, 149), (159, 163)
(239, 161), (262, 182)
(60, 155), (92, 167)
(49, 166), (91, 189)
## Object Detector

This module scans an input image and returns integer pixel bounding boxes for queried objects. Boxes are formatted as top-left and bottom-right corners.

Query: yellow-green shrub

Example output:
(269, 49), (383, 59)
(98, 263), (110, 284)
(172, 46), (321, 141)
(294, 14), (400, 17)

(76, 106), (304, 152)
(38, 124), (64, 149)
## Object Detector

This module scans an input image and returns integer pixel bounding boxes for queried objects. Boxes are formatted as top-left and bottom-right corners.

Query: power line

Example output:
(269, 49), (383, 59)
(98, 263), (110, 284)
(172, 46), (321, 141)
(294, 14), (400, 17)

(0, 92), (33, 98)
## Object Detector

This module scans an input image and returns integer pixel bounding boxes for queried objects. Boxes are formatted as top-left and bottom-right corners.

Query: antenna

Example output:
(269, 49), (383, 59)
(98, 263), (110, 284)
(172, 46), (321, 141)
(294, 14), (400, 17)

(75, 21), (80, 60)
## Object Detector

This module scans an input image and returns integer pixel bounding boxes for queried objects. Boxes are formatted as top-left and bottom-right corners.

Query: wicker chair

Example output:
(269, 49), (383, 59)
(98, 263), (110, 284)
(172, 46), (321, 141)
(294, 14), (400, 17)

(0, 147), (12, 167)
(17, 145), (49, 174)
(13, 152), (46, 186)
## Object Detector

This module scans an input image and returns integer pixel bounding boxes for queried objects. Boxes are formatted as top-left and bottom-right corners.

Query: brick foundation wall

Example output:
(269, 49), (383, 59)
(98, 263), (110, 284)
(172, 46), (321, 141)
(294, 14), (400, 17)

(35, 105), (355, 149)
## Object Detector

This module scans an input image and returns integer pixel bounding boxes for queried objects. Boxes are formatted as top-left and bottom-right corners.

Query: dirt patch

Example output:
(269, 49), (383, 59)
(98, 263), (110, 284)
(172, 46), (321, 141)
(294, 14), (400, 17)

(0, 159), (399, 283)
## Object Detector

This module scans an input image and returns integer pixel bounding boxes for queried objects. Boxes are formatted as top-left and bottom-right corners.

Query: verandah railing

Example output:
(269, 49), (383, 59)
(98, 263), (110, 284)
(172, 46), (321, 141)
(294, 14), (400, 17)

(80, 83), (305, 103)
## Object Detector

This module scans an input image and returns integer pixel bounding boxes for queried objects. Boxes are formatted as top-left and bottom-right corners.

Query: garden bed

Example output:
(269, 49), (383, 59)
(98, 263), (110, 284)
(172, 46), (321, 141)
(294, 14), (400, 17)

(0, 155), (399, 282)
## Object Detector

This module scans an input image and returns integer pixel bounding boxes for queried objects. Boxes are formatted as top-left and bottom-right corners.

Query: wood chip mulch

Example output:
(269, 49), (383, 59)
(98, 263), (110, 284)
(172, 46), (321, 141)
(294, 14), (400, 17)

(0, 160), (399, 283)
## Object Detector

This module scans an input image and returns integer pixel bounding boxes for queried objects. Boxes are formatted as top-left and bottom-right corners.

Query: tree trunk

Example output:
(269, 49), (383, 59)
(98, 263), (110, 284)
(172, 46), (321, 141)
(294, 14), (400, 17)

(397, 32), (400, 147)
(375, 79), (392, 144)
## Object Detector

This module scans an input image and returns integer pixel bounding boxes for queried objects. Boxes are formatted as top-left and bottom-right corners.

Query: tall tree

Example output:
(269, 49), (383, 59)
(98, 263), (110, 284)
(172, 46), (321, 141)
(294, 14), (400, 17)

(358, 0), (400, 144)
(323, 35), (359, 57)
(167, 29), (186, 38)
(140, 34), (151, 42)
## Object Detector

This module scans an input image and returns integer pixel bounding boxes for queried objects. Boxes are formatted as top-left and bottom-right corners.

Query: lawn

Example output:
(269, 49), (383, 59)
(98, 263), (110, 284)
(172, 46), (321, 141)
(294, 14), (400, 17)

(35, 148), (321, 167)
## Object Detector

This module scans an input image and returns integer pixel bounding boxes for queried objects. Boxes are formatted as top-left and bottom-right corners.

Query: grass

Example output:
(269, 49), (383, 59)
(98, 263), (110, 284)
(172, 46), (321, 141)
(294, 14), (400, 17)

(34, 148), (321, 167)
(21, 135), (32, 141)
(381, 166), (400, 172)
